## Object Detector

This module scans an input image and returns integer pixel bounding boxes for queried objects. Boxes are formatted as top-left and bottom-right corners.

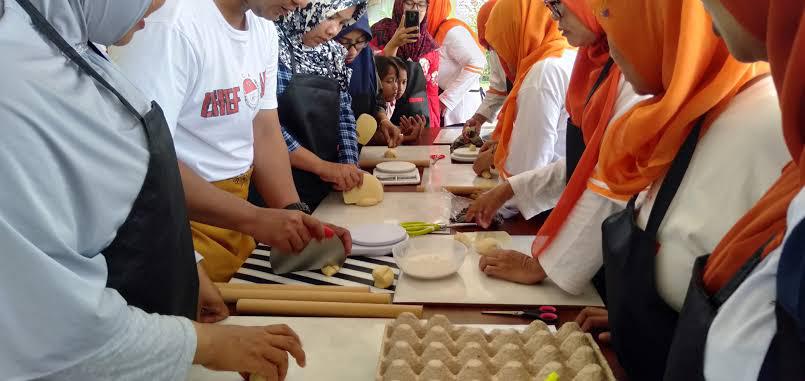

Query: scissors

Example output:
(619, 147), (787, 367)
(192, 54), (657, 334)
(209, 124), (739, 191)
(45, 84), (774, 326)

(481, 306), (559, 324)
(430, 154), (446, 164)
(400, 221), (477, 236)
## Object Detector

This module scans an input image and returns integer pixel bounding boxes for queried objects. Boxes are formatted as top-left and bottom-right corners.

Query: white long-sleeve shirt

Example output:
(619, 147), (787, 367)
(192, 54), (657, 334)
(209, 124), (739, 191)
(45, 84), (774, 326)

(438, 25), (487, 126)
(503, 50), (577, 177)
(506, 75), (646, 219)
(538, 77), (790, 310)
(475, 51), (507, 123)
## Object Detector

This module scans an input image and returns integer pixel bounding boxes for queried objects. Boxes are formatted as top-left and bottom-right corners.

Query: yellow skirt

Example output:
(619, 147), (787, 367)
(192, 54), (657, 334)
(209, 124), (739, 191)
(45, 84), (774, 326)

(192, 169), (256, 282)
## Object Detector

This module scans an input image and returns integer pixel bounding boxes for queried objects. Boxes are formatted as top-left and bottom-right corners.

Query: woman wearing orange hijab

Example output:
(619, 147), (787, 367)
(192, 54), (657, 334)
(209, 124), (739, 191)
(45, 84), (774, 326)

(662, 0), (805, 380)
(466, 0), (646, 228)
(425, 0), (486, 127)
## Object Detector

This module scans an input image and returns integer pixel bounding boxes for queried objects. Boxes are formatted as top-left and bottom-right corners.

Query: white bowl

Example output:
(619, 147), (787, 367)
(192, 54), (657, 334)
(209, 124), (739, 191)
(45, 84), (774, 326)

(392, 236), (467, 279)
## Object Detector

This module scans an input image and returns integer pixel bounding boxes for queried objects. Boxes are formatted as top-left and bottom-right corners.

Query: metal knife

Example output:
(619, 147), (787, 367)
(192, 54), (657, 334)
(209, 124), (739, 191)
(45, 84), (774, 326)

(269, 227), (347, 275)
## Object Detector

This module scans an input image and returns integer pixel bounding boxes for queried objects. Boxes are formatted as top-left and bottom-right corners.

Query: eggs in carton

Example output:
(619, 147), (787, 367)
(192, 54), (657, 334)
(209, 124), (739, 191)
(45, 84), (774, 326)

(376, 313), (616, 381)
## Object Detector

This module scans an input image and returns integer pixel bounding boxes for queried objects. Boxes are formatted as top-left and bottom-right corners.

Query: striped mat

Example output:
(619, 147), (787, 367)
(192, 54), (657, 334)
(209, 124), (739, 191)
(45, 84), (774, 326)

(231, 245), (399, 294)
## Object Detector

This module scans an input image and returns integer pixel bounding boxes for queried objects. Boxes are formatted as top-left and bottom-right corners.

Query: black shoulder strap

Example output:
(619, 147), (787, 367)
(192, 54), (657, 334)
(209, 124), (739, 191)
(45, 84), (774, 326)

(14, 0), (144, 124)
(644, 116), (706, 236)
(583, 58), (615, 108)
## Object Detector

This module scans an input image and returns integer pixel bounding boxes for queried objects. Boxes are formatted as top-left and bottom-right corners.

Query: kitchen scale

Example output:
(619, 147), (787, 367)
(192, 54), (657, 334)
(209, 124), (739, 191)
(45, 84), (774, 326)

(349, 223), (410, 257)
(372, 161), (421, 185)
(451, 146), (479, 163)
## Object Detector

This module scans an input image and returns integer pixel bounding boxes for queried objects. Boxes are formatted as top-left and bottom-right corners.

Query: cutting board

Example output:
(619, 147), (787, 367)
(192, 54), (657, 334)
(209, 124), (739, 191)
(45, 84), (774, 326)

(312, 192), (453, 230)
(393, 235), (605, 307)
(359, 145), (449, 169)
(419, 162), (501, 195)
(432, 126), (495, 145)
(184, 317), (540, 381)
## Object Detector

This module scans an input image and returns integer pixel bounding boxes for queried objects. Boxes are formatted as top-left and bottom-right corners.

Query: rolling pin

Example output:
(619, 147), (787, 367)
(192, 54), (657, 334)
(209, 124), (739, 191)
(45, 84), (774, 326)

(215, 283), (370, 293)
(237, 299), (423, 318)
(220, 288), (391, 304)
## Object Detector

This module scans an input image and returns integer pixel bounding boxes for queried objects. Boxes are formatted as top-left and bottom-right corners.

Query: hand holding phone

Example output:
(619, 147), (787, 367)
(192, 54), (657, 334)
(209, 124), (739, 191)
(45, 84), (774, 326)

(389, 15), (420, 48)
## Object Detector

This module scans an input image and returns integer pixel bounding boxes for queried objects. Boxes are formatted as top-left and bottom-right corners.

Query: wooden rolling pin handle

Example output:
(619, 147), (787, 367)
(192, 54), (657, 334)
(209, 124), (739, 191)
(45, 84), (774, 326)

(237, 299), (423, 319)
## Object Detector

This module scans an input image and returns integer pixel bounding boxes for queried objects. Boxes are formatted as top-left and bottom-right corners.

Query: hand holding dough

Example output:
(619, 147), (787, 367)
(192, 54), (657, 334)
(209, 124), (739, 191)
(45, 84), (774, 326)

(474, 237), (501, 256)
(372, 265), (395, 289)
(343, 173), (384, 207)
(384, 148), (398, 158)
(321, 264), (341, 277)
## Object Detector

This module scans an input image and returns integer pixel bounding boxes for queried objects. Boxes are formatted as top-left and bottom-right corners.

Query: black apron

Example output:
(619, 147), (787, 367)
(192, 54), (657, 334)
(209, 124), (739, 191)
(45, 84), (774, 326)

(758, 216), (805, 381)
(600, 117), (704, 380)
(565, 58), (614, 182)
(666, 217), (805, 380)
(391, 59), (431, 128)
(17, 0), (198, 319)
(277, 34), (342, 208)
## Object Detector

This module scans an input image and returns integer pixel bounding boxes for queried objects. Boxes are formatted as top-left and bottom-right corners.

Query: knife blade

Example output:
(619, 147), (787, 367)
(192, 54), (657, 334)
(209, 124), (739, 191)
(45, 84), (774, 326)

(269, 227), (347, 275)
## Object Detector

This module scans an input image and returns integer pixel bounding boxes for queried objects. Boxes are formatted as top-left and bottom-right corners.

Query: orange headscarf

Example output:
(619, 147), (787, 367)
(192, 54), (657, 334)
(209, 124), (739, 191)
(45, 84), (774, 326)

(702, 0), (804, 294)
(476, 0), (498, 49)
(488, 0), (571, 176)
(426, 0), (484, 50)
(531, 0), (623, 257)
(586, 0), (768, 200)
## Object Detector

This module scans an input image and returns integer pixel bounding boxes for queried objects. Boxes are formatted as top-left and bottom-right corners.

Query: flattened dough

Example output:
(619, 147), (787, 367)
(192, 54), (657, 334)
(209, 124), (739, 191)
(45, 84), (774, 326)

(372, 265), (395, 289)
(474, 237), (501, 256)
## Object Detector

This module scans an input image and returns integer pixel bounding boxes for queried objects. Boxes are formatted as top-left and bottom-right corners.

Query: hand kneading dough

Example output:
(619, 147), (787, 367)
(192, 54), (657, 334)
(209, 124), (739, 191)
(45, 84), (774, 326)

(384, 148), (398, 158)
(481, 170), (493, 179)
(474, 237), (501, 256)
(321, 264), (341, 277)
(372, 266), (395, 289)
(343, 173), (384, 206)
(454, 232), (473, 247)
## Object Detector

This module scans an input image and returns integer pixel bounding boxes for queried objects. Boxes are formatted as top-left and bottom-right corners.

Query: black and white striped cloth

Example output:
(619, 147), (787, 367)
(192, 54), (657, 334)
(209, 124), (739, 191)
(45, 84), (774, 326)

(231, 245), (399, 294)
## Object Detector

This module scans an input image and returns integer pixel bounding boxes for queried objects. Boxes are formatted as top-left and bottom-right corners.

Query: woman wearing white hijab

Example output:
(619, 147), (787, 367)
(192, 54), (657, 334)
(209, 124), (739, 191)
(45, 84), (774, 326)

(0, 1), (304, 380)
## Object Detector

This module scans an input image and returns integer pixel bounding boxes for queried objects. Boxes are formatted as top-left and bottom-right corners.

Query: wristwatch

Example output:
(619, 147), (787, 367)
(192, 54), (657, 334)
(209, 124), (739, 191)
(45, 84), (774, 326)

(284, 202), (311, 215)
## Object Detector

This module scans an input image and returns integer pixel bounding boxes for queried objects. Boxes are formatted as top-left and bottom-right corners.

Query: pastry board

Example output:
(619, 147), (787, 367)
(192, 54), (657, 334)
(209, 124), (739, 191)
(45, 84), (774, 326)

(312, 192), (453, 230)
(359, 145), (450, 169)
(432, 126), (495, 145)
(185, 316), (550, 381)
(230, 245), (399, 293)
(393, 236), (605, 307)
(420, 162), (501, 195)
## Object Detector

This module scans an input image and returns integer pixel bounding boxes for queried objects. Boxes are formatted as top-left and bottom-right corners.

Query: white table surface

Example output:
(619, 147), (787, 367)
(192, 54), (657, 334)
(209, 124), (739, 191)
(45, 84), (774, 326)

(185, 317), (535, 381)
(312, 192), (454, 229)
(393, 236), (605, 307)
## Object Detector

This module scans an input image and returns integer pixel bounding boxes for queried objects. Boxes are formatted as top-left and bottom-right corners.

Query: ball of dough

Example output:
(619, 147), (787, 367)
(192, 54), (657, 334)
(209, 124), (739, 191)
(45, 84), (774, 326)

(468, 144), (478, 152)
(372, 265), (395, 289)
(454, 232), (473, 247)
(343, 174), (384, 206)
(474, 238), (501, 256)
(356, 197), (379, 207)
(384, 148), (398, 158)
(481, 170), (493, 179)
(321, 264), (341, 277)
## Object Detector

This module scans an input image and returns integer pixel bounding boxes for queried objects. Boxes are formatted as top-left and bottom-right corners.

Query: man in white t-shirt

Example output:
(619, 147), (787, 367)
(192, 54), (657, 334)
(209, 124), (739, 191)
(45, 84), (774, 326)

(112, 0), (352, 283)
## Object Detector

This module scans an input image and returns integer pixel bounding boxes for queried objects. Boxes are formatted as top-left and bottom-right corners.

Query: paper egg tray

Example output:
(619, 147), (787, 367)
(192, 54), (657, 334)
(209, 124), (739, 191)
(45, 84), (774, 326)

(375, 313), (616, 381)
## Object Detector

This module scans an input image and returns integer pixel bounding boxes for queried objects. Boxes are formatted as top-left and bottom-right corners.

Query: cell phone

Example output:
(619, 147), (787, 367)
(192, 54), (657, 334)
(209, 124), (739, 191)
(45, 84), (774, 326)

(404, 10), (420, 29)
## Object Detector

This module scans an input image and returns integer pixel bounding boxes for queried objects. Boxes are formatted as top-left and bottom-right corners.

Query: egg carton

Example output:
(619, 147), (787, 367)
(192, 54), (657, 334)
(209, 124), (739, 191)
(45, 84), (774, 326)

(375, 313), (616, 381)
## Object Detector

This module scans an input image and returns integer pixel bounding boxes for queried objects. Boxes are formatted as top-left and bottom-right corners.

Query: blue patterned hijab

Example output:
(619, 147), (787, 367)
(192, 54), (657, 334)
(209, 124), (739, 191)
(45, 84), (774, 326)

(276, 0), (368, 91)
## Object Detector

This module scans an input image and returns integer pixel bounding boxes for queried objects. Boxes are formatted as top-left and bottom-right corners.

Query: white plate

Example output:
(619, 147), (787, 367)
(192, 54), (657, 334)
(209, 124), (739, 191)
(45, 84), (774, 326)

(452, 147), (480, 157)
(451, 152), (476, 163)
(393, 236), (467, 279)
(375, 161), (417, 174)
(350, 224), (408, 247)
(351, 235), (410, 256)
